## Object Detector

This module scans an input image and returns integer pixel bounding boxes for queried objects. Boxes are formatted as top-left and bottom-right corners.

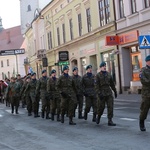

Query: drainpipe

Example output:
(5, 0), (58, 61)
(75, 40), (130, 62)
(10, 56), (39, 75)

(113, 0), (122, 94)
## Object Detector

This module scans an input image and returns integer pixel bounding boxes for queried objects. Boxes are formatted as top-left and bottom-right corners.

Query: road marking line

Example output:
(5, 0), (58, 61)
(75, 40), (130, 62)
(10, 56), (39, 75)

(114, 107), (128, 110)
(5, 110), (24, 115)
(120, 118), (137, 121)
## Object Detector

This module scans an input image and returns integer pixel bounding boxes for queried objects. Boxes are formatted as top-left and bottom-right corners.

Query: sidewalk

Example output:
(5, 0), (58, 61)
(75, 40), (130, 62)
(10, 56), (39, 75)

(115, 93), (142, 102)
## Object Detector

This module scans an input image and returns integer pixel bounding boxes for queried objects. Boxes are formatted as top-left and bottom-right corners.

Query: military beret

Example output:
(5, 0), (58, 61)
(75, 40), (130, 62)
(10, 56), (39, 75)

(73, 67), (78, 72)
(86, 65), (92, 70)
(100, 61), (106, 68)
(42, 69), (47, 74)
(62, 65), (69, 72)
(51, 69), (56, 75)
(16, 74), (21, 77)
(26, 76), (31, 79)
(145, 55), (150, 62)
(31, 72), (36, 76)
(11, 77), (15, 80)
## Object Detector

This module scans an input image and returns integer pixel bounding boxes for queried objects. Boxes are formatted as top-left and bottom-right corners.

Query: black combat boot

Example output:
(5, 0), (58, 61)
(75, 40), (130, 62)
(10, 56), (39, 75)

(108, 119), (116, 126)
(96, 115), (101, 124)
(34, 111), (40, 118)
(139, 120), (146, 131)
(46, 113), (51, 119)
(57, 114), (61, 121)
(41, 111), (45, 118)
(15, 107), (19, 114)
(28, 112), (32, 116)
(69, 117), (76, 125)
(84, 112), (88, 120)
(51, 113), (54, 121)
(11, 105), (14, 114)
(78, 111), (84, 119)
(92, 114), (96, 122)
(61, 114), (64, 123)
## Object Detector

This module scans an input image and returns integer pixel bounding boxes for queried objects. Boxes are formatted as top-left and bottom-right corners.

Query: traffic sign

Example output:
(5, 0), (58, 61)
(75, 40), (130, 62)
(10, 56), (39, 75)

(139, 35), (150, 49)
(58, 61), (69, 66)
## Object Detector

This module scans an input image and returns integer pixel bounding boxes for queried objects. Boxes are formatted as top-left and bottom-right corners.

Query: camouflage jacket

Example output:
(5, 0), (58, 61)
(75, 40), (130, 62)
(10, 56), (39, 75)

(56, 74), (76, 97)
(81, 73), (96, 97)
(140, 66), (150, 97)
(16, 79), (24, 88)
(47, 77), (60, 99)
(95, 71), (116, 96)
(36, 76), (49, 95)
(72, 75), (83, 95)
(25, 79), (38, 97)
(20, 81), (29, 97)
(6, 82), (21, 97)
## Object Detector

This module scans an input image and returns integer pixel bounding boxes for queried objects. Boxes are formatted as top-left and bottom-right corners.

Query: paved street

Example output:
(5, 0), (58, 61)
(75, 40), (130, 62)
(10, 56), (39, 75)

(0, 94), (150, 150)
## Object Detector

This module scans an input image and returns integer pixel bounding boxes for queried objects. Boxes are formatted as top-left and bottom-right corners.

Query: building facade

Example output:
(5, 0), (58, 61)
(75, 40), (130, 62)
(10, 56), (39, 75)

(20, 0), (51, 34)
(114, 0), (150, 93)
(0, 26), (27, 79)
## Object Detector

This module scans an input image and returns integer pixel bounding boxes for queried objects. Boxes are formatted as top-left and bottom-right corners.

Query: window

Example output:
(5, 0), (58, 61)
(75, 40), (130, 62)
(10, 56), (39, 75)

(1, 60), (3, 67)
(27, 5), (31, 11)
(7, 59), (9, 66)
(78, 14), (82, 36)
(98, 0), (110, 26)
(47, 31), (53, 50)
(69, 19), (73, 40)
(145, 0), (150, 8)
(62, 24), (66, 43)
(131, 0), (136, 14)
(57, 27), (60, 46)
(86, 8), (91, 32)
(119, 0), (124, 18)
(2, 72), (4, 80)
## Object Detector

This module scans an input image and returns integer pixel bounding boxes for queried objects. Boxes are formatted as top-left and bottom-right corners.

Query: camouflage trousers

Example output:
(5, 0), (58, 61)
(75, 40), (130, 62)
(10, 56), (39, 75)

(74, 94), (83, 113)
(41, 93), (50, 114)
(30, 95), (40, 114)
(139, 97), (150, 120)
(61, 96), (75, 117)
(84, 96), (97, 115)
(97, 95), (114, 119)
(26, 95), (32, 113)
(11, 95), (20, 112)
(51, 97), (61, 114)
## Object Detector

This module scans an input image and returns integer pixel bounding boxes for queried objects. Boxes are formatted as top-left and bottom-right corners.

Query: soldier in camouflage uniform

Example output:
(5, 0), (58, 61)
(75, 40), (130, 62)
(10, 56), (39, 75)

(139, 55), (150, 131)
(47, 69), (61, 121)
(21, 76), (31, 116)
(5, 77), (22, 114)
(56, 65), (77, 125)
(36, 70), (50, 119)
(72, 67), (84, 119)
(95, 62), (117, 126)
(16, 74), (24, 107)
(81, 65), (97, 122)
(25, 73), (40, 118)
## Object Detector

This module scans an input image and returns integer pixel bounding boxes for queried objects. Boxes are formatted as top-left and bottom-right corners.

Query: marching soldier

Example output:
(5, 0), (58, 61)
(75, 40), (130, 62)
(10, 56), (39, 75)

(57, 65), (77, 125)
(47, 69), (61, 121)
(72, 67), (84, 119)
(139, 55), (150, 131)
(36, 70), (50, 119)
(25, 73), (40, 118)
(5, 77), (22, 114)
(95, 62), (117, 126)
(81, 65), (97, 122)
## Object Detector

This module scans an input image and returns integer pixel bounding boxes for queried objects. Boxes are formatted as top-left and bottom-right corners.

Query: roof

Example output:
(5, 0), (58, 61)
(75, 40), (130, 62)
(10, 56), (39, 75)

(0, 25), (25, 51)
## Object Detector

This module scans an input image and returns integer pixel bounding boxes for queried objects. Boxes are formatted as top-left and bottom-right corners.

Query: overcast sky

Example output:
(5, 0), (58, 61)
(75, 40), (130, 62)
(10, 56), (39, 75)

(0, 0), (20, 29)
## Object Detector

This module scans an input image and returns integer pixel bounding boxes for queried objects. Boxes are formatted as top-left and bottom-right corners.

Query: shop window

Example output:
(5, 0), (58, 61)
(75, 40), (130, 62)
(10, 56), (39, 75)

(102, 51), (116, 84)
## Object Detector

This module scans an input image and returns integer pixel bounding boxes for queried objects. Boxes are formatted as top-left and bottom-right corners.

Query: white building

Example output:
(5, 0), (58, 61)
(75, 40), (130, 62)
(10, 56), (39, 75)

(114, 0), (150, 93)
(20, 0), (51, 34)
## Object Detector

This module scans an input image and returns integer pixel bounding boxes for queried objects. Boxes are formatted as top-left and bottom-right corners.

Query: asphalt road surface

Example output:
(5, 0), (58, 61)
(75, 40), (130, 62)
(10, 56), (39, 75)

(0, 96), (150, 150)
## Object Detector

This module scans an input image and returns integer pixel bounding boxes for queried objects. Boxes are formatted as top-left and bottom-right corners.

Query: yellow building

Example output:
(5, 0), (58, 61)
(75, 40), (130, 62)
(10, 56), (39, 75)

(25, 0), (119, 90)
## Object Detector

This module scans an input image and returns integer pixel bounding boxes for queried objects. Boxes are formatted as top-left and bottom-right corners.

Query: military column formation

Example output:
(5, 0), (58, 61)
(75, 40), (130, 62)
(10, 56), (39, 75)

(2, 56), (150, 131)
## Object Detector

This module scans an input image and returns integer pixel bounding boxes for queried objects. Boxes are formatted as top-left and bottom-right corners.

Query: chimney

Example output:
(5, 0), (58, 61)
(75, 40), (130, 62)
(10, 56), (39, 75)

(6, 31), (11, 44)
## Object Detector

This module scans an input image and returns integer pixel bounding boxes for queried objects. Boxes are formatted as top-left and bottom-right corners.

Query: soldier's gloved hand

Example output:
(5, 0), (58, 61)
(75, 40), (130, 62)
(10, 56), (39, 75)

(98, 93), (104, 100)
(61, 92), (68, 98)
(114, 91), (117, 98)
